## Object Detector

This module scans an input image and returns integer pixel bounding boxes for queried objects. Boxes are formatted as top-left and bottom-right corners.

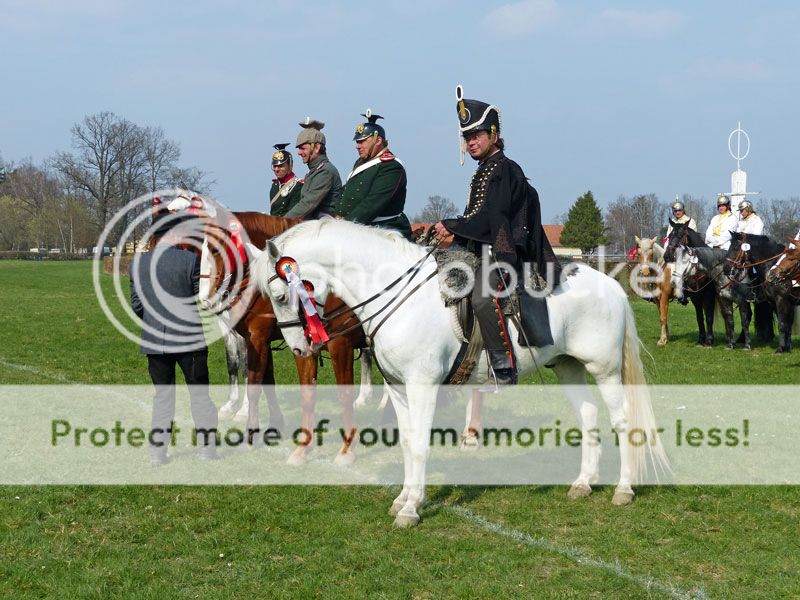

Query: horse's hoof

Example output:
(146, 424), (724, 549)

(286, 451), (309, 466)
(725, 344), (734, 350)
(774, 347), (786, 354)
(353, 394), (370, 408)
(389, 500), (405, 517)
(657, 339), (667, 347)
(334, 450), (355, 467)
(459, 434), (480, 451)
(743, 345), (751, 351)
(218, 406), (237, 419)
(568, 483), (592, 499)
(267, 419), (286, 434)
(393, 513), (420, 528)
(612, 491), (635, 506)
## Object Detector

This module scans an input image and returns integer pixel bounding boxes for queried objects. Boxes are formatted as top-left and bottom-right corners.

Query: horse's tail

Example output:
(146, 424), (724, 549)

(621, 303), (671, 484)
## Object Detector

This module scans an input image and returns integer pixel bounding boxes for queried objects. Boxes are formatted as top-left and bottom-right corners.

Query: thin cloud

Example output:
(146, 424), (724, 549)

(687, 58), (771, 83)
(599, 8), (684, 37)
(482, 0), (560, 36)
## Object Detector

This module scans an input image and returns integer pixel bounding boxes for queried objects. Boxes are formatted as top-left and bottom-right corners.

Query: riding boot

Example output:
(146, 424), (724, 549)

(487, 349), (517, 385)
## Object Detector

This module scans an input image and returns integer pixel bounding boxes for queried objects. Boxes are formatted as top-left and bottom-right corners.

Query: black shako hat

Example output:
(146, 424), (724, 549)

(271, 143), (292, 167)
(353, 108), (386, 141)
(455, 84), (501, 137)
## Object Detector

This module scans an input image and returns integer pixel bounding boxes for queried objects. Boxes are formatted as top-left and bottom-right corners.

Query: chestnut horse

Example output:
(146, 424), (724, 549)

(199, 208), (372, 465)
(633, 236), (673, 346)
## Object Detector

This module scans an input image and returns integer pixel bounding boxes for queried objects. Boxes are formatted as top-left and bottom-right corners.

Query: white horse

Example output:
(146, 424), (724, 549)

(254, 220), (669, 527)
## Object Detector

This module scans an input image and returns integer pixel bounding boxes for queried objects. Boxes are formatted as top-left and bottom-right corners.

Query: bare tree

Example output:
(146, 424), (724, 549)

(760, 197), (800, 241)
(167, 166), (215, 194)
(412, 195), (458, 223)
(0, 159), (63, 248)
(51, 112), (127, 228)
(143, 126), (181, 192)
(604, 193), (666, 252)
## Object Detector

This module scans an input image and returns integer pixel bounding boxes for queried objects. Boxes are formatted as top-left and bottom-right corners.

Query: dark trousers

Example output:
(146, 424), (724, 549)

(147, 351), (218, 450)
(472, 262), (514, 369)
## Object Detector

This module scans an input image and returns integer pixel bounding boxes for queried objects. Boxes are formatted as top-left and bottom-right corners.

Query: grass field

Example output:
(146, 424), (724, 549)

(1, 260), (799, 599)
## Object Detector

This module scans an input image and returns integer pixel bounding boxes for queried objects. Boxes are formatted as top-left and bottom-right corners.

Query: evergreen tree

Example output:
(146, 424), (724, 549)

(560, 190), (607, 254)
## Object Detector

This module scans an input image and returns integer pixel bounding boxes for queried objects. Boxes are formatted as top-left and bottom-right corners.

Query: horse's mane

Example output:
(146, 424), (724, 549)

(730, 232), (782, 249)
(233, 211), (301, 239)
(692, 246), (726, 268)
(276, 219), (426, 261)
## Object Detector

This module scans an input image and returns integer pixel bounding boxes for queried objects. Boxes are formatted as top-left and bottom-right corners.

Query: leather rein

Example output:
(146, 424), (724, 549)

(268, 244), (439, 344)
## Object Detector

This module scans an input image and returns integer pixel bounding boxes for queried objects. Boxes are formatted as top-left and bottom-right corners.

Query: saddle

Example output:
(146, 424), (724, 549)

(432, 248), (556, 384)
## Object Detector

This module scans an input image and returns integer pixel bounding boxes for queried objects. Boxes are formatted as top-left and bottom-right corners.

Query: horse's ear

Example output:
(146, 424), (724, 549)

(650, 236), (658, 244)
(634, 235), (641, 244)
(244, 242), (262, 261)
(668, 218), (676, 228)
(267, 240), (280, 261)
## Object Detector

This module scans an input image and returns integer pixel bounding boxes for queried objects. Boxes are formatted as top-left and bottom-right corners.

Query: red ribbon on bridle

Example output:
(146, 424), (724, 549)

(275, 257), (330, 345)
(223, 219), (247, 274)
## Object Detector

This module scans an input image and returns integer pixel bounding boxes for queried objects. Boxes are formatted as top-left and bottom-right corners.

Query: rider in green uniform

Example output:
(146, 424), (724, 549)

(335, 109), (413, 239)
(268, 143), (303, 216)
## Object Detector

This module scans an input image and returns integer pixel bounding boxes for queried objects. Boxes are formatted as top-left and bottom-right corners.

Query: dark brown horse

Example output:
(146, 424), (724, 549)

(199, 208), (370, 465)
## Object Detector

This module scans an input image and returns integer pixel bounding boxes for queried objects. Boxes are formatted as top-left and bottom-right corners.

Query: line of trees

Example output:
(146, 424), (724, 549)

(0, 112), (211, 252)
(565, 191), (799, 255)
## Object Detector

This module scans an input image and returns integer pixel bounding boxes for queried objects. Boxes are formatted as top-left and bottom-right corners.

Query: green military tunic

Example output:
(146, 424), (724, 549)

(283, 154), (342, 219)
(335, 149), (413, 239)
(269, 176), (303, 216)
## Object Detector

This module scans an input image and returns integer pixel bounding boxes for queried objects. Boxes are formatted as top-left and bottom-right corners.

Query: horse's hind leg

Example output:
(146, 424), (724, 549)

(219, 330), (244, 418)
(553, 358), (599, 499)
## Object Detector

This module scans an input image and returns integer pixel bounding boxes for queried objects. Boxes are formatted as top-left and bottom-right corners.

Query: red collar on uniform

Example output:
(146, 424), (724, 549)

(272, 172), (297, 184)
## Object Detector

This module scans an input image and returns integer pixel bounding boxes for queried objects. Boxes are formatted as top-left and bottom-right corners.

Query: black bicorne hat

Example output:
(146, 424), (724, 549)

(271, 143), (292, 166)
(455, 85), (501, 136)
(353, 109), (386, 141)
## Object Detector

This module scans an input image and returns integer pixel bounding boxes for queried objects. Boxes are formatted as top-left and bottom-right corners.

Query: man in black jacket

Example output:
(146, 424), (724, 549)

(130, 213), (219, 464)
(434, 86), (560, 385)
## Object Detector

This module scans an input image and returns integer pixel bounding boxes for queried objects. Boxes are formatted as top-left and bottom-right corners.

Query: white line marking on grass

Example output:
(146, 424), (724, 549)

(0, 358), (72, 382)
(440, 503), (709, 600)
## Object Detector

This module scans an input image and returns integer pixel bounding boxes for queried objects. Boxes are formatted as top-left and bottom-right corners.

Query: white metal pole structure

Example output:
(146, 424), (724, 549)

(719, 122), (759, 215)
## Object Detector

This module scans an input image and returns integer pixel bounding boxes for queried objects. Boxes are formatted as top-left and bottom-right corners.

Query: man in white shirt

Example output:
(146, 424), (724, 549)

(705, 195), (738, 250)
(666, 199), (697, 238)
(736, 200), (765, 235)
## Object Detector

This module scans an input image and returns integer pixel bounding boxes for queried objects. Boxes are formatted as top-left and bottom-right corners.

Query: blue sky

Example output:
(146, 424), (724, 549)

(2, 0), (798, 223)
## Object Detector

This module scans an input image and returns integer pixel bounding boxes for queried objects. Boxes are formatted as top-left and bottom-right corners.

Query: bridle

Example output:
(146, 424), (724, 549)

(267, 244), (439, 345)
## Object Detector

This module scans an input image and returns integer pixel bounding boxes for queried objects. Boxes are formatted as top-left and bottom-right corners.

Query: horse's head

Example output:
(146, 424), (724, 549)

(663, 220), (689, 263)
(766, 239), (800, 286)
(198, 211), (253, 313)
(670, 246), (700, 297)
(258, 239), (331, 358)
(634, 235), (659, 276)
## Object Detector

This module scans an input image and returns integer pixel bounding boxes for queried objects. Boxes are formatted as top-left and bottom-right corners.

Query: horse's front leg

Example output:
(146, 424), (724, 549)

(394, 386), (437, 528)
(287, 355), (318, 465)
(774, 297), (793, 353)
(328, 337), (357, 466)
(387, 387), (413, 518)
(739, 302), (753, 350)
(460, 388), (482, 450)
(719, 299), (736, 349)
(657, 268), (671, 346)
(353, 347), (374, 408)
(554, 359), (599, 498)
(689, 293), (706, 346)
(241, 334), (265, 444)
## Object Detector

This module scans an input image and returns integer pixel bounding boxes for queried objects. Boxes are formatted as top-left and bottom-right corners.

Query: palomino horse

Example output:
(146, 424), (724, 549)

(726, 232), (796, 353)
(198, 207), (372, 465)
(633, 236), (672, 345)
(255, 220), (669, 527)
(662, 221), (717, 346)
